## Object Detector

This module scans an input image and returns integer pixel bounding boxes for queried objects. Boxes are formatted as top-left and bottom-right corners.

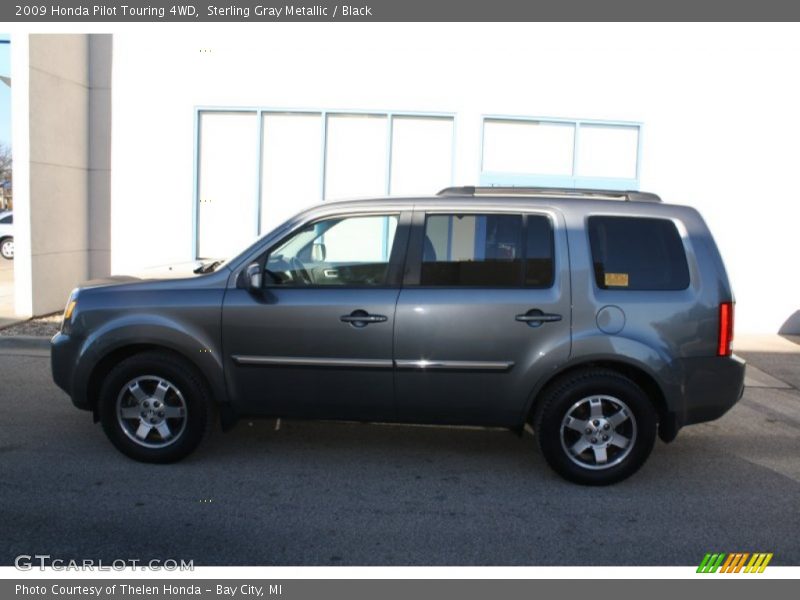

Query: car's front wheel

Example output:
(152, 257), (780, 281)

(0, 237), (13, 260)
(534, 369), (657, 485)
(99, 351), (213, 463)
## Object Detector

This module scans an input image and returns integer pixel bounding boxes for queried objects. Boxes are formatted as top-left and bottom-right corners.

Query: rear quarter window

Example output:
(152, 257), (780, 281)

(588, 216), (689, 291)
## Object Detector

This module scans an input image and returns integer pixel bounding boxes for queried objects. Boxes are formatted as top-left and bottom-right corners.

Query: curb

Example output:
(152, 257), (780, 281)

(0, 335), (51, 352)
(0, 319), (23, 332)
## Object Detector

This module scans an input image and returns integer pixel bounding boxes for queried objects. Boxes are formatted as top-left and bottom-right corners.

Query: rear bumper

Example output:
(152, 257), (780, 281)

(679, 354), (746, 427)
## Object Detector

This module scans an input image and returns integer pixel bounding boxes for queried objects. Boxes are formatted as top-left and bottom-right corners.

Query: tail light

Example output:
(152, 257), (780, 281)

(717, 302), (734, 357)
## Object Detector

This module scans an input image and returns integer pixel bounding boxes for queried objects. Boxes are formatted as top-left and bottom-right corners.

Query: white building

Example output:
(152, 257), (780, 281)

(10, 24), (800, 333)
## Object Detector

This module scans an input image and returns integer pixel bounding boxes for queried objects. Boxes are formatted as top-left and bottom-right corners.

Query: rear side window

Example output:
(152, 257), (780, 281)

(421, 213), (554, 287)
(588, 216), (689, 290)
(0, 214), (11, 224)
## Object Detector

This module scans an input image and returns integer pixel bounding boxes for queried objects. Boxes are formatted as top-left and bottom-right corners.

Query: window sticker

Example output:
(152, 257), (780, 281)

(604, 273), (629, 287)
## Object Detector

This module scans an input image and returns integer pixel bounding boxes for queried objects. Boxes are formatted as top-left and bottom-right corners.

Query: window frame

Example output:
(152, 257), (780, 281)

(479, 115), (643, 192)
(248, 210), (412, 290)
(403, 209), (556, 289)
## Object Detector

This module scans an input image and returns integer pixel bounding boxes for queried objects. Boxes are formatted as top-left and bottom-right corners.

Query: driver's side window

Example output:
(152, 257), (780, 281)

(264, 214), (399, 287)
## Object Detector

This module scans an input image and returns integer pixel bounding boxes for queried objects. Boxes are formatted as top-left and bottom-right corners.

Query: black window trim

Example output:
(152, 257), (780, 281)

(403, 209), (556, 289)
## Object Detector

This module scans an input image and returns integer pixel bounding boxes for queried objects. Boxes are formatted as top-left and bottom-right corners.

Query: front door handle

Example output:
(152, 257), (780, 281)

(340, 309), (388, 328)
(515, 309), (563, 327)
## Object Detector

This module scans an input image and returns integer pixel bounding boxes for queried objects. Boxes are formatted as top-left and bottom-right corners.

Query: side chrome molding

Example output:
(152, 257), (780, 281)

(233, 356), (514, 371)
(232, 356), (393, 368)
(394, 359), (514, 371)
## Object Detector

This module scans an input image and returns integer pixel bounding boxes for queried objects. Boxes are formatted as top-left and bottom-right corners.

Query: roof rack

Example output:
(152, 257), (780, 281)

(436, 186), (661, 203)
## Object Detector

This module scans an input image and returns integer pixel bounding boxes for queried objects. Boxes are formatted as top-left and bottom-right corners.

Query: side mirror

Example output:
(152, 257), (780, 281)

(244, 262), (262, 292)
(311, 242), (326, 262)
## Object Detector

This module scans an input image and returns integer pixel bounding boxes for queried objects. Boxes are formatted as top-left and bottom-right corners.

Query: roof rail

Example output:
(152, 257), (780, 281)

(436, 186), (661, 203)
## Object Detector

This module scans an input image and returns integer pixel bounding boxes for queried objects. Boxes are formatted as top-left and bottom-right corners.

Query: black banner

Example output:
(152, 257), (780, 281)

(4, 0), (800, 22)
(3, 579), (796, 600)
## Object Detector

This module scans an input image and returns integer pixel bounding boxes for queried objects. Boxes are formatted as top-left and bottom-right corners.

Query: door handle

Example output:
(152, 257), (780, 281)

(515, 309), (563, 327)
(340, 310), (388, 327)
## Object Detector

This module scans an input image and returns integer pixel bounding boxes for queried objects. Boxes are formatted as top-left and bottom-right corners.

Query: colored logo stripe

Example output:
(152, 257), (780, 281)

(745, 553), (773, 573)
(720, 553), (750, 573)
(697, 553), (726, 573)
(697, 552), (773, 573)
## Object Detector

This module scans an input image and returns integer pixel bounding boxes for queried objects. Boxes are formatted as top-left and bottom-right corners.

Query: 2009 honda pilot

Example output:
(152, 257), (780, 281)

(51, 186), (746, 485)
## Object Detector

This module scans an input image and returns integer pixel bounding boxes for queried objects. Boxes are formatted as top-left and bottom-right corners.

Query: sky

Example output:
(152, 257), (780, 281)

(0, 34), (11, 149)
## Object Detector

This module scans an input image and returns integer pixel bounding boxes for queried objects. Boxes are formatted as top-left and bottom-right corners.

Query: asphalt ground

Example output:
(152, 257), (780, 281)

(0, 350), (798, 566)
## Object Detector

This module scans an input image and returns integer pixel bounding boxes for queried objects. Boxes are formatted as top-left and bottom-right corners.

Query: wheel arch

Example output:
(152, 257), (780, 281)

(525, 358), (677, 443)
(86, 344), (214, 422)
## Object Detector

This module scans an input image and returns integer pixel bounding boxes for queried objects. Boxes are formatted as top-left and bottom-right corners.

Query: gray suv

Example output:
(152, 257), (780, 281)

(51, 186), (745, 485)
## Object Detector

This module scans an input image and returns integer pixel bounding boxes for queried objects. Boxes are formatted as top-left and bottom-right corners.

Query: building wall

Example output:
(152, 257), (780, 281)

(110, 23), (800, 333)
(13, 33), (111, 317)
(87, 35), (113, 279)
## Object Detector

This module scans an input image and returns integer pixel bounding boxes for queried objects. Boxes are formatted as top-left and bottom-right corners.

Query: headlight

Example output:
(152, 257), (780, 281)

(63, 299), (77, 321)
(62, 290), (79, 331)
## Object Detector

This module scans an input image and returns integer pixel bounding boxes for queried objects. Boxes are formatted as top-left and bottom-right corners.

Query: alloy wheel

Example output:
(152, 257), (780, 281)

(559, 395), (637, 470)
(116, 375), (188, 449)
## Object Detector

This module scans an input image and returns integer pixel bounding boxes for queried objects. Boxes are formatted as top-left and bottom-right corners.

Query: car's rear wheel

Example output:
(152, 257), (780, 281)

(99, 351), (213, 463)
(0, 237), (13, 260)
(534, 369), (657, 485)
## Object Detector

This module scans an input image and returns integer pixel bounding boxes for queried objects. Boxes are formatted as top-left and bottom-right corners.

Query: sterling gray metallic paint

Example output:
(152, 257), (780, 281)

(51, 194), (745, 439)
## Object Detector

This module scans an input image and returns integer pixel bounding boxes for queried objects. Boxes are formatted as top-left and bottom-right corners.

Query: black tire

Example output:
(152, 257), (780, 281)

(0, 237), (12, 260)
(534, 369), (657, 485)
(99, 351), (213, 463)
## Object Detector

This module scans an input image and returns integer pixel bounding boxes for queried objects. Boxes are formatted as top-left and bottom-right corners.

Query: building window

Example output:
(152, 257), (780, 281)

(482, 120), (575, 177)
(390, 116), (455, 196)
(480, 117), (641, 191)
(260, 113), (322, 238)
(324, 114), (388, 201)
(195, 109), (454, 259)
(196, 111), (259, 260)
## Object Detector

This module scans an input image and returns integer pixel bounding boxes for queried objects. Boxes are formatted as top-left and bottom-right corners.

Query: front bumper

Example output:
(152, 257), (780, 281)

(51, 332), (90, 410)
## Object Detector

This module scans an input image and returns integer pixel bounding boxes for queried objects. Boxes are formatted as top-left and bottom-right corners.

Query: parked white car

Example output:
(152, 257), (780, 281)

(0, 211), (13, 260)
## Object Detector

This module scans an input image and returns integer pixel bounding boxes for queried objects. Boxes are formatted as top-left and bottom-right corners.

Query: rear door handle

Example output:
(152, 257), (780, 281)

(516, 309), (563, 327)
(340, 309), (388, 327)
